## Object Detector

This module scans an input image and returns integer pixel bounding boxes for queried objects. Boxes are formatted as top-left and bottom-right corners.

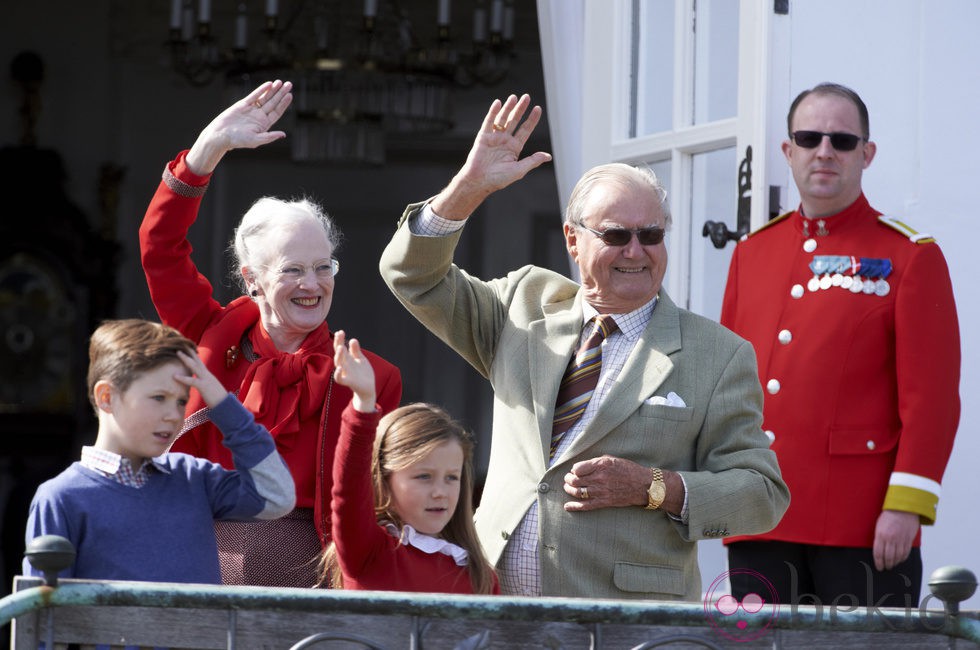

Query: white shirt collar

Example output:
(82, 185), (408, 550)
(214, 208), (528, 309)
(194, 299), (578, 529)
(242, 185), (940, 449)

(582, 295), (658, 341)
(383, 522), (469, 566)
(80, 446), (170, 475)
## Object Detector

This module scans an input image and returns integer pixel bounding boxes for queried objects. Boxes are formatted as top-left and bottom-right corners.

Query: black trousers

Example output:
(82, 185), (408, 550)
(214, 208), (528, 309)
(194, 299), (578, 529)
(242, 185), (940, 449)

(727, 540), (922, 608)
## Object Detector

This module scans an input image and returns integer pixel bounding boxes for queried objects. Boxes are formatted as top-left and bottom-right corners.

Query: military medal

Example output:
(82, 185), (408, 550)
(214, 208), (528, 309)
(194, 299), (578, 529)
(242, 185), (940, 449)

(874, 259), (893, 296)
(829, 256), (848, 287)
(846, 256), (862, 292)
(860, 258), (879, 294)
(856, 258), (893, 296)
(808, 256), (832, 292)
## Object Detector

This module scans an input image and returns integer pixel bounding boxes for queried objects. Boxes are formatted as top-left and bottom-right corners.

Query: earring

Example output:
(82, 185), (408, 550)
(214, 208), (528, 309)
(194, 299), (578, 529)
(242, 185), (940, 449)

(250, 289), (258, 297)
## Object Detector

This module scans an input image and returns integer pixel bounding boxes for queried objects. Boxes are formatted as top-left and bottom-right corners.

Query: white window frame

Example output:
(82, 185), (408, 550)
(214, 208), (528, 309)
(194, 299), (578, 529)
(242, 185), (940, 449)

(581, 0), (783, 307)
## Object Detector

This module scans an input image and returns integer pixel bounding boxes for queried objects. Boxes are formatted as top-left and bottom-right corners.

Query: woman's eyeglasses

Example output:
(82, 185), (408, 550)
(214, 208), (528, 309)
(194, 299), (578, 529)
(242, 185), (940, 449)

(271, 259), (340, 281)
(791, 130), (866, 151)
(580, 225), (665, 247)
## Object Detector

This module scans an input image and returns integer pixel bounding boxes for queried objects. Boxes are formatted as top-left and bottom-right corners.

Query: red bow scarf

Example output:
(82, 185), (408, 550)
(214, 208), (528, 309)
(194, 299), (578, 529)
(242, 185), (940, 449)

(239, 322), (334, 452)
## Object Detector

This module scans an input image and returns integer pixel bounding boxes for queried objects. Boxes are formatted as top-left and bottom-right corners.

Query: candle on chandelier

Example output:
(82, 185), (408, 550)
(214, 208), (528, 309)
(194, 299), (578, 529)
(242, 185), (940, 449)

(235, 4), (247, 49)
(169, 0), (182, 30)
(490, 0), (503, 34)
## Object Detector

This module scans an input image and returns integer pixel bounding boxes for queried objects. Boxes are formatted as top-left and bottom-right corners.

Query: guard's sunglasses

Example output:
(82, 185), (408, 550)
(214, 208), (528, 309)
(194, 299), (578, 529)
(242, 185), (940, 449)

(581, 225), (665, 247)
(791, 130), (866, 151)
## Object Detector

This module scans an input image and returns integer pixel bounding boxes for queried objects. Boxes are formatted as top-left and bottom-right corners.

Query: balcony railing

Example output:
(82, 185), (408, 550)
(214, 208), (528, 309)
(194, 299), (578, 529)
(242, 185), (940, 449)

(3, 575), (979, 649)
(4, 536), (978, 649)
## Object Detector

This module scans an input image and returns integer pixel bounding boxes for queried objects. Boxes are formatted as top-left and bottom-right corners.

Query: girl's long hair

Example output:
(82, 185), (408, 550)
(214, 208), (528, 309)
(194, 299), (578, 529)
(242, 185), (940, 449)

(320, 403), (495, 594)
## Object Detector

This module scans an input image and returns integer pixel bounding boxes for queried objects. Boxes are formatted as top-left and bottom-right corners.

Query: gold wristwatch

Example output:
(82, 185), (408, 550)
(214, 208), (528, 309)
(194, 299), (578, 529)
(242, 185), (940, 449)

(646, 467), (666, 510)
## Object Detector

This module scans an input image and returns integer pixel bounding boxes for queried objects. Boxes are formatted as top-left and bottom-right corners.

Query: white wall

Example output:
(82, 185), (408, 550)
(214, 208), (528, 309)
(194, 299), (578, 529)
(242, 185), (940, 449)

(781, 0), (980, 608)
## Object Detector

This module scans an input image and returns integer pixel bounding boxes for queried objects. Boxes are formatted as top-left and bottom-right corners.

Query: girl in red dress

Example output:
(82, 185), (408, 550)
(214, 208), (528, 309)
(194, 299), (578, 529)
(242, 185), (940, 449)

(323, 331), (497, 594)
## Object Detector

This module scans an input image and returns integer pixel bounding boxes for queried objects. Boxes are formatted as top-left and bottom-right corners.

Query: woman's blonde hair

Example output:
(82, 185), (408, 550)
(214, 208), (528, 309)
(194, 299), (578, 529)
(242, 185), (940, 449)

(320, 403), (495, 594)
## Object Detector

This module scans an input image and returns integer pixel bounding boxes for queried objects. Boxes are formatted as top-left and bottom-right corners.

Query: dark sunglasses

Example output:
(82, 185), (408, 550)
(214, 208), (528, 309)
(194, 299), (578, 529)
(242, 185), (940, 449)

(581, 224), (665, 247)
(791, 130), (866, 151)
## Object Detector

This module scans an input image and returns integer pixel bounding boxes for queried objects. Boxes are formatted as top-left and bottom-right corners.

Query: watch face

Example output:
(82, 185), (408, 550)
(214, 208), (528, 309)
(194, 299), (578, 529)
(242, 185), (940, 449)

(648, 477), (666, 508)
(0, 252), (77, 413)
(649, 483), (666, 502)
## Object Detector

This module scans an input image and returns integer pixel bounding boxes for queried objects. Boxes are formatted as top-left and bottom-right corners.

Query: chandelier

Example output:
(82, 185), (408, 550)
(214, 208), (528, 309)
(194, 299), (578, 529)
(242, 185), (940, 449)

(166, 0), (517, 164)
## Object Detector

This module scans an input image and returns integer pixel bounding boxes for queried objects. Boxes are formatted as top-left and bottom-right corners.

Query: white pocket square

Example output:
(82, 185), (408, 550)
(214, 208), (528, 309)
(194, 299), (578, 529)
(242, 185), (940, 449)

(645, 391), (687, 408)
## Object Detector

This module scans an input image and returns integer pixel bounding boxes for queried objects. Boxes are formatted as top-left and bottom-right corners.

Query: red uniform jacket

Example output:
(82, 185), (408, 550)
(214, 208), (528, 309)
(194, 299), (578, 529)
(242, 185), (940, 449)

(139, 151), (402, 546)
(720, 194), (959, 548)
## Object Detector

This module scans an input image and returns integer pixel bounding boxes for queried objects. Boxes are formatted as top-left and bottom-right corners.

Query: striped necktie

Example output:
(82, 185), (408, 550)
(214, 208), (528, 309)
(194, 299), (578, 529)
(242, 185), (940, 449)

(550, 315), (619, 459)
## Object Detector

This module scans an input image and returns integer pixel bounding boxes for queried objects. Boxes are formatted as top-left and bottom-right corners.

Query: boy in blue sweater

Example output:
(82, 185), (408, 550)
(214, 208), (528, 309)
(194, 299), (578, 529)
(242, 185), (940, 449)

(23, 319), (296, 583)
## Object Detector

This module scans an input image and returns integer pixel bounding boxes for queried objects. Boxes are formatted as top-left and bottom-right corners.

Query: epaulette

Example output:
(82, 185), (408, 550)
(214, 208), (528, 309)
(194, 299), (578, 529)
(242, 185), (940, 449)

(878, 216), (936, 244)
(740, 211), (793, 241)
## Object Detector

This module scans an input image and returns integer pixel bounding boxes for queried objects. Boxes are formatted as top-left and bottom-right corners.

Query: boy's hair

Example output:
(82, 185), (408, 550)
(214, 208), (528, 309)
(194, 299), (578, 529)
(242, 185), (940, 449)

(321, 403), (496, 594)
(87, 319), (197, 413)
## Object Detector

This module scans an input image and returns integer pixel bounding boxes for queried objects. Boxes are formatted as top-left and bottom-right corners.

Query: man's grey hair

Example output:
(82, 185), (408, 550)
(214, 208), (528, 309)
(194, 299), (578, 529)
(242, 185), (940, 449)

(565, 163), (672, 229)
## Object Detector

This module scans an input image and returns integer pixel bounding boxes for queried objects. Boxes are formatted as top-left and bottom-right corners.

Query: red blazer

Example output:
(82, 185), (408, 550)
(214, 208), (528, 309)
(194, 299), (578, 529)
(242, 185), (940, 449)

(139, 151), (402, 546)
(720, 194), (960, 548)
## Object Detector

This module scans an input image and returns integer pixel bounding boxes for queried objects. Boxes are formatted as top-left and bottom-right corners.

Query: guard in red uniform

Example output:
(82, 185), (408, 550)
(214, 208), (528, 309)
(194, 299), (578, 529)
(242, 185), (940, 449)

(721, 83), (960, 607)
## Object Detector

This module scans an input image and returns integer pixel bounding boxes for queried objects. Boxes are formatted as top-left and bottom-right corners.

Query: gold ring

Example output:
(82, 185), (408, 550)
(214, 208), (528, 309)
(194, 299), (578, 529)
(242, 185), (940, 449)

(492, 123), (506, 132)
(253, 100), (263, 108)
(580, 486), (589, 500)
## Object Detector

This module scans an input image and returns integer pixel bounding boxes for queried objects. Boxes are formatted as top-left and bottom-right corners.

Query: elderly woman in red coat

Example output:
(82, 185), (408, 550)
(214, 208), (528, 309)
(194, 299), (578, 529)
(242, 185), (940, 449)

(139, 80), (402, 587)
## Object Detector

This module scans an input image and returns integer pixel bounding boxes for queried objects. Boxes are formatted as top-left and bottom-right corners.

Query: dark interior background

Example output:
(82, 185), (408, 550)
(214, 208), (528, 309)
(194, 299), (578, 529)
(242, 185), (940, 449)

(0, 0), (566, 631)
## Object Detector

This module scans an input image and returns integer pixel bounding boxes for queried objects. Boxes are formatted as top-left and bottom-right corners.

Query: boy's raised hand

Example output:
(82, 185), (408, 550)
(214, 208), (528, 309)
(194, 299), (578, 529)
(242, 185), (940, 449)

(174, 350), (229, 408)
(333, 330), (376, 413)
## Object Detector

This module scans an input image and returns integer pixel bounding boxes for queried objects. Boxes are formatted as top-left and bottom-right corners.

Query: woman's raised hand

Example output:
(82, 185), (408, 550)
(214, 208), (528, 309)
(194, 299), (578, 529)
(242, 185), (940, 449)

(186, 80), (294, 175)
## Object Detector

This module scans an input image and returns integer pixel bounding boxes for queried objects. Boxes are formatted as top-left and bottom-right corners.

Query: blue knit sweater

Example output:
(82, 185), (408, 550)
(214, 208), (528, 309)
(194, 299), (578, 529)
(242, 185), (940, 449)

(23, 395), (295, 583)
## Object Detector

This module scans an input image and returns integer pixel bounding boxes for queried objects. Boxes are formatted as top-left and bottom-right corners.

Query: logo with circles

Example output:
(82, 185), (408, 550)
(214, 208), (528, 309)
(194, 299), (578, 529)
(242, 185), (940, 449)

(703, 568), (780, 642)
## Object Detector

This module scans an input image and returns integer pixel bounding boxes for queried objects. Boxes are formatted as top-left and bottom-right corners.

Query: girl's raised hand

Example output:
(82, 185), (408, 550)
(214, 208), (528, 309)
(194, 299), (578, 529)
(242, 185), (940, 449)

(333, 330), (376, 412)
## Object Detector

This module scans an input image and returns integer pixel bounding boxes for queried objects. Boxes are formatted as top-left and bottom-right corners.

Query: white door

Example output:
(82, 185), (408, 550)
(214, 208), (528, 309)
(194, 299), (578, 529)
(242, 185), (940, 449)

(580, 0), (787, 592)
(581, 0), (786, 319)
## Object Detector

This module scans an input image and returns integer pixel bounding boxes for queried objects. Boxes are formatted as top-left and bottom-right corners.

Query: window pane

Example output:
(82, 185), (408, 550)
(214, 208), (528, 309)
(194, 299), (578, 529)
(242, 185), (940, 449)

(688, 146), (736, 319)
(631, 0), (675, 137)
(642, 159), (673, 286)
(647, 159), (672, 201)
(693, 0), (738, 123)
